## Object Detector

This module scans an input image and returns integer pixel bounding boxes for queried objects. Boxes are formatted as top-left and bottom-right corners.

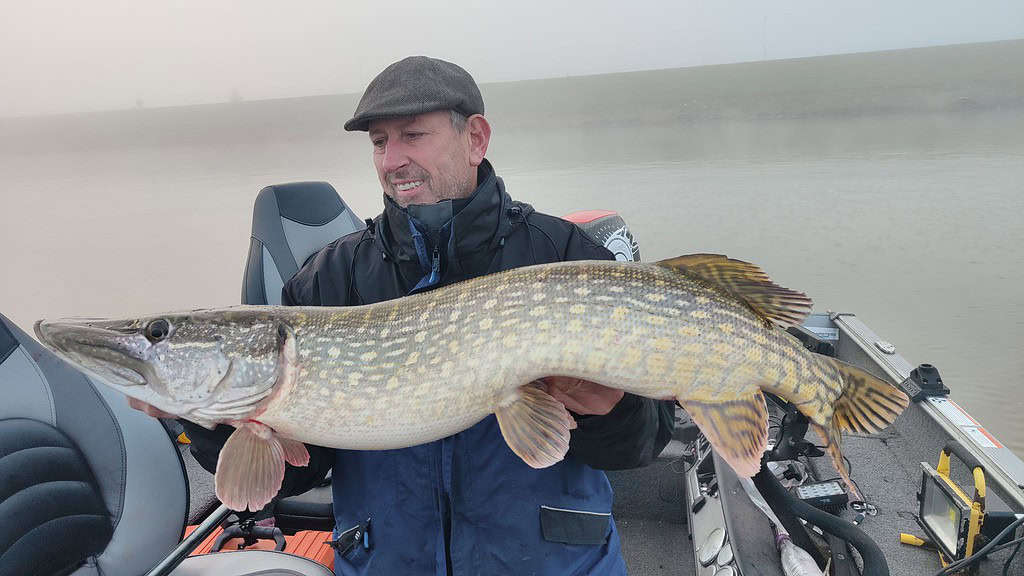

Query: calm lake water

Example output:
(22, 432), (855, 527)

(2, 40), (1023, 455)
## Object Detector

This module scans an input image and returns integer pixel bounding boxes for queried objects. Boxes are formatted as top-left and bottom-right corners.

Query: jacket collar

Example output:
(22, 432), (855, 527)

(375, 160), (530, 290)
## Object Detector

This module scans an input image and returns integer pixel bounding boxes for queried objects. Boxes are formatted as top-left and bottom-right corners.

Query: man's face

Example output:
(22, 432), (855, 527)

(369, 110), (477, 207)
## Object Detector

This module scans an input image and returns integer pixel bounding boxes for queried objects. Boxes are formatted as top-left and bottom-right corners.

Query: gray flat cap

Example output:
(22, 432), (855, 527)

(344, 56), (484, 131)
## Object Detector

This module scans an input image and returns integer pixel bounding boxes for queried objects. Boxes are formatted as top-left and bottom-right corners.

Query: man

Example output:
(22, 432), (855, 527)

(140, 56), (674, 575)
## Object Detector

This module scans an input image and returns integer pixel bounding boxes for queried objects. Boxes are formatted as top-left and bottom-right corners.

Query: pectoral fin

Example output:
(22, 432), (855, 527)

(678, 391), (769, 477)
(215, 421), (296, 511)
(495, 384), (574, 468)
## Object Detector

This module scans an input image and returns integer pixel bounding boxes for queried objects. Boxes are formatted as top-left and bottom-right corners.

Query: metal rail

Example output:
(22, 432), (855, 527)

(144, 504), (233, 576)
(830, 312), (1024, 510)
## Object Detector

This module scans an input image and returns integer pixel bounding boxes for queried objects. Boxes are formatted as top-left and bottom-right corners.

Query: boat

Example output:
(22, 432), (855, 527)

(2, 181), (1022, 575)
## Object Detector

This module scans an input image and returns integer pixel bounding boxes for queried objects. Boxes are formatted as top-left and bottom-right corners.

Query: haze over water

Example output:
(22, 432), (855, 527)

(2, 40), (1023, 455)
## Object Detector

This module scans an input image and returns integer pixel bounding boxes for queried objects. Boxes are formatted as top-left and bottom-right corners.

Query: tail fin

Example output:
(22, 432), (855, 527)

(815, 358), (910, 500)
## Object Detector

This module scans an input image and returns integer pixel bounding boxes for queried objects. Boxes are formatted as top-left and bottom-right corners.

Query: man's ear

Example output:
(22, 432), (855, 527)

(466, 114), (491, 166)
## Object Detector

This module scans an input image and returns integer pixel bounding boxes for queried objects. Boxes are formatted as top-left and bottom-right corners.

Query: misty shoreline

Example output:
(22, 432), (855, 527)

(2, 39), (1022, 155)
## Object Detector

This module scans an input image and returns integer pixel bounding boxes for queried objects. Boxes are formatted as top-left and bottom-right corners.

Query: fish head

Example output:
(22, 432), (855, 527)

(34, 310), (285, 427)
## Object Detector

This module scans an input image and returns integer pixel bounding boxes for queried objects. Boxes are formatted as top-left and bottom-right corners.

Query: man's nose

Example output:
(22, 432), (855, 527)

(380, 141), (409, 173)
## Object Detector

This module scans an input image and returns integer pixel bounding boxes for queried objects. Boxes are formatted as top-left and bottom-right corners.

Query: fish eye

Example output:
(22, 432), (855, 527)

(145, 319), (171, 343)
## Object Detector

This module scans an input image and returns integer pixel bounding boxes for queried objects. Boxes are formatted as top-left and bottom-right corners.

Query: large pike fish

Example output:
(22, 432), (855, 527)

(35, 254), (908, 511)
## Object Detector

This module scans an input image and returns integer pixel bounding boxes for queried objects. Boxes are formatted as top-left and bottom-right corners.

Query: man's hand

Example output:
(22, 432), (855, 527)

(128, 397), (176, 419)
(540, 377), (624, 416)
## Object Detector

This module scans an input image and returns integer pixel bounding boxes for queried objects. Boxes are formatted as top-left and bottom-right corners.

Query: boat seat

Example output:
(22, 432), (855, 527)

(169, 550), (333, 576)
(0, 314), (188, 576)
(241, 181), (364, 307)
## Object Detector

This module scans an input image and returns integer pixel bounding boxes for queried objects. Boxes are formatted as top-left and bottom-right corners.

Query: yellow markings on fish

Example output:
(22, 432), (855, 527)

(479, 318), (494, 329)
(415, 331), (427, 343)
(609, 285), (624, 293)
(611, 307), (628, 321)
(529, 306), (547, 317)
(621, 347), (643, 368)
(745, 347), (764, 363)
(651, 337), (672, 352)
(678, 324), (699, 338)
(405, 351), (420, 366)
(327, 346), (341, 358)
(484, 299), (498, 309)
(570, 304), (586, 314)
(450, 310), (462, 321)
(690, 310), (709, 320)
(646, 314), (667, 326)
(448, 341), (459, 353)
(717, 323), (734, 334)
(532, 292), (546, 301)
(386, 376), (400, 390)
(646, 354), (667, 376)
(645, 293), (666, 302)
(682, 341), (703, 355)
(567, 319), (583, 333)
(360, 351), (378, 362)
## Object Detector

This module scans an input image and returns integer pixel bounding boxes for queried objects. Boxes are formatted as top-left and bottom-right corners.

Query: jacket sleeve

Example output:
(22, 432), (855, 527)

(177, 270), (334, 503)
(562, 224), (676, 470)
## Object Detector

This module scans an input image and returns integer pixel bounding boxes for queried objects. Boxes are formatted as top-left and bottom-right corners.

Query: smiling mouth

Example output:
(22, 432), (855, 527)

(393, 180), (424, 193)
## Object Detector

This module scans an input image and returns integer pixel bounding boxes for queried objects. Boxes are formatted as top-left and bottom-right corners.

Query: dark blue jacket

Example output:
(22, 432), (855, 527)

(189, 161), (674, 575)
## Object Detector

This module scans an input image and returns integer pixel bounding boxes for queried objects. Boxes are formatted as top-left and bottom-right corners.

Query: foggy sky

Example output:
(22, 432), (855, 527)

(3, 0), (1023, 117)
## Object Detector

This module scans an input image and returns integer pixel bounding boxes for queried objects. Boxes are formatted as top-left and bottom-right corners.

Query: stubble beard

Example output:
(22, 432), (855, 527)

(386, 153), (476, 207)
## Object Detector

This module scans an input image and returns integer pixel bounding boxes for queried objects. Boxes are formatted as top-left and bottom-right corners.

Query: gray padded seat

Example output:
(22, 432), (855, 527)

(239, 181), (364, 532)
(0, 314), (188, 576)
(242, 181), (364, 307)
(172, 550), (333, 576)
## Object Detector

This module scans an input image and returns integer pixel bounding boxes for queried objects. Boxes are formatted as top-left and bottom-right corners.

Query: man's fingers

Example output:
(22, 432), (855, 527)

(547, 386), (590, 414)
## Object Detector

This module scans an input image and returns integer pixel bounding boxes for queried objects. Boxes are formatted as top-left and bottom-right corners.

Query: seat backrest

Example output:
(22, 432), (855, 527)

(563, 210), (642, 262)
(242, 182), (364, 305)
(0, 314), (188, 576)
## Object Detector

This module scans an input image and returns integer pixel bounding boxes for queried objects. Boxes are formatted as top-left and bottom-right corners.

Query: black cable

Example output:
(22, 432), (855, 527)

(1004, 540), (1022, 576)
(930, 515), (1024, 576)
(754, 466), (886, 573)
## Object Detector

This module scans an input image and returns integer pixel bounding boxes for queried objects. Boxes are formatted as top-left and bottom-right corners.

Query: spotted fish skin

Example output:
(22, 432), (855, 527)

(35, 254), (908, 510)
(260, 260), (816, 441)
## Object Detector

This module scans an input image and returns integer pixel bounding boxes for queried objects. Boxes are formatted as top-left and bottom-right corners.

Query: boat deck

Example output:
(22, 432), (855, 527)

(179, 403), (1024, 575)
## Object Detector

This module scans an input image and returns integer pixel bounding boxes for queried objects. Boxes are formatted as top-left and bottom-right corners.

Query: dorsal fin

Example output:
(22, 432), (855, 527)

(656, 254), (812, 328)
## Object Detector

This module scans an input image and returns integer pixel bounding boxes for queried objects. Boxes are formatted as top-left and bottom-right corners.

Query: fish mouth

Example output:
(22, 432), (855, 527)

(35, 318), (148, 386)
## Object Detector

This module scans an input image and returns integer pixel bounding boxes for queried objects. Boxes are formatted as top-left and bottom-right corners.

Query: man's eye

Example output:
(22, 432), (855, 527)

(372, 139), (385, 150)
(406, 132), (424, 141)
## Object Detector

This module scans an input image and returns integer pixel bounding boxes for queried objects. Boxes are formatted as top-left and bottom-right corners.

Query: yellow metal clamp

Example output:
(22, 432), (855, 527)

(936, 445), (987, 558)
